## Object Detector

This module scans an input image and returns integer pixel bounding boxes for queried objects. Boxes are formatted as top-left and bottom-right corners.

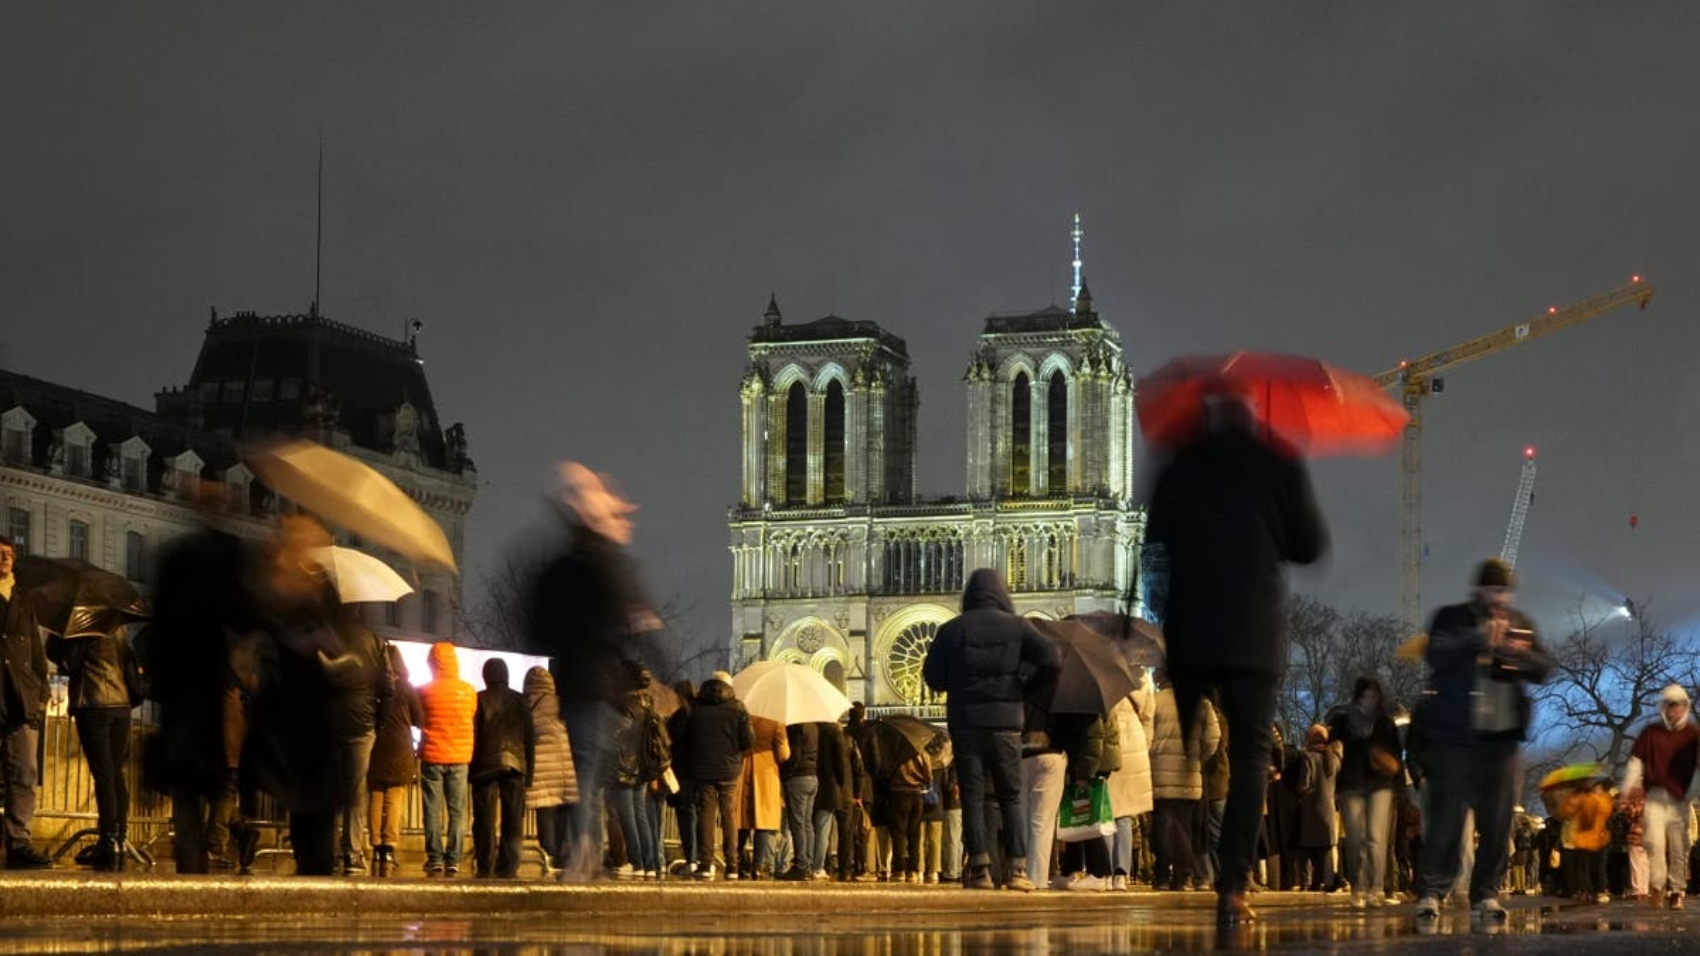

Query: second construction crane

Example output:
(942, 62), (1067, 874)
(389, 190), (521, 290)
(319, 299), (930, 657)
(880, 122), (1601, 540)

(1374, 277), (1654, 633)
(1501, 447), (1538, 568)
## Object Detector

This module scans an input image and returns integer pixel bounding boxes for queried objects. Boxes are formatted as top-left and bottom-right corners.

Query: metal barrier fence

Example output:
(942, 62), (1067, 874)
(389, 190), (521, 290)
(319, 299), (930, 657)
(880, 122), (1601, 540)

(30, 695), (683, 874)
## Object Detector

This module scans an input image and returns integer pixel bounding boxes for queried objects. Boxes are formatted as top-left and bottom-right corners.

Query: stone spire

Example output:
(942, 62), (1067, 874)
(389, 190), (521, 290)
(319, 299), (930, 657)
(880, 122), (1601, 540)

(764, 293), (783, 327)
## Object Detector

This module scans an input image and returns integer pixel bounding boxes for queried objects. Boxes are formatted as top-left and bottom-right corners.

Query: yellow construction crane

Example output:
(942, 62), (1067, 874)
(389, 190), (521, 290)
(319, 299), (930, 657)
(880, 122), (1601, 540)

(1374, 276), (1655, 633)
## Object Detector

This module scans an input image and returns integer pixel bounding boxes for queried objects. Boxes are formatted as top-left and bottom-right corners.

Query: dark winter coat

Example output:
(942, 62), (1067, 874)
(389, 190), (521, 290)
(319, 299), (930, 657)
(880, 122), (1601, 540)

(814, 721), (854, 813)
(782, 722), (820, 779)
(246, 563), (342, 814)
(323, 613), (389, 738)
(368, 644), (423, 789)
(1296, 744), (1341, 849)
(679, 679), (754, 784)
(1423, 600), (1554, 746)
(1146, 418), (1328, 675)
(1328, 708), (1404, 794)
(46, 631), (136, 712)
(528, 520), (658, 706)
(0, 583), (49, 726)
(471, 659), (533, 783)
(613, 692), (670, 787)
(922, 569), (1061, 732)
(1053, 712), (1118, 782)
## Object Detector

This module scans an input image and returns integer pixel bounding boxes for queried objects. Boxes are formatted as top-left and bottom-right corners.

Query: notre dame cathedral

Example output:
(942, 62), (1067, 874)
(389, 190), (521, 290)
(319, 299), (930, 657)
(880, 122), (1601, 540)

(728, 283), (1146, 713)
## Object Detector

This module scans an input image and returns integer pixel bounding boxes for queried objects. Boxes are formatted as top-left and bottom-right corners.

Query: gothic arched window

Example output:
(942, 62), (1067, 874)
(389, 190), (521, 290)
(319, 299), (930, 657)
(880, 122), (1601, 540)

(1047, 370), (1068, 494)
(784, 382), (807, 504)
(1008, 536), (1028, 591)
(824, 380), (846, 503)
(1043, 533), (1061, 589)
(888, 621), (943, 704)
(1011, 372), (1031, 496)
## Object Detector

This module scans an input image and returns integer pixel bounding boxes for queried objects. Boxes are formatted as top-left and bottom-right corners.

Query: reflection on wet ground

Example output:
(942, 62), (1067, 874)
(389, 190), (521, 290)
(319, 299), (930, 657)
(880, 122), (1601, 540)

(1, 898), (1696, 955)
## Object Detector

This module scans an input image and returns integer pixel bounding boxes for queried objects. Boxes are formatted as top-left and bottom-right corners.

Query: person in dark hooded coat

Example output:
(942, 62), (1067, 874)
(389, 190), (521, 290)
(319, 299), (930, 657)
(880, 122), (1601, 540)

(922, 568), (1060, 892)
(471, 658), (532, 879)
(1145, 396), (1328, 921)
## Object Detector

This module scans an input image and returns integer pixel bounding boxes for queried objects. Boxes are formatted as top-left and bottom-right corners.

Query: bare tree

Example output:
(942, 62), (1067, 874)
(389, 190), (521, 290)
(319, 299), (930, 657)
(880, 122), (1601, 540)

(1280, 594), (1423, 735)
(1527, 596), (1700, 775)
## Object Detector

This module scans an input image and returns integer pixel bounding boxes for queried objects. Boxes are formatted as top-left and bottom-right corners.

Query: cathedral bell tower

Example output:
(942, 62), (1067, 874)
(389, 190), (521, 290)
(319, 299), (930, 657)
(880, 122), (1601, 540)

(738, 298), (918, 509)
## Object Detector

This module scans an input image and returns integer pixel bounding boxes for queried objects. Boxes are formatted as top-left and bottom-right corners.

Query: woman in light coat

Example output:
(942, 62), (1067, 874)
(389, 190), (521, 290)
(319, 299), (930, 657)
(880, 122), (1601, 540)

(1106, 678), (1156, 888)
(524, 667), (578, 873)
(1148, 674), (1221, 890)
(737, 713), (790, 878)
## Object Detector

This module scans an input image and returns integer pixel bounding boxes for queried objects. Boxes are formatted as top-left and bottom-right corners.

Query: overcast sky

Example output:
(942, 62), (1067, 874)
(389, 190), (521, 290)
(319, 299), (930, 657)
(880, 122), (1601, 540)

(6, 3), (1699, 649)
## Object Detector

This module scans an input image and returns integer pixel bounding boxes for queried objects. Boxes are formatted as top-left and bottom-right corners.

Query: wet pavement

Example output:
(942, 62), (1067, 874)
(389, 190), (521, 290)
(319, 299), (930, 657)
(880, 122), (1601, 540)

(0, 878), (1692, 954)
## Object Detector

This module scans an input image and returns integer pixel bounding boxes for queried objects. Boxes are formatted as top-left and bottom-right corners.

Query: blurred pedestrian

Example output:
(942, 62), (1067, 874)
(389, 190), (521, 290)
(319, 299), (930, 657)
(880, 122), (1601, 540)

(0, 538), (53, 870)
(527, 463), (664, 879)
(1144, 394), (1328, 922)
(1620, 683), (1699, 908)
(524, 666), (578, 874)
(922, 568), (1061, 892)
(1329, 676), (1404, 907)
(1559, 778), (1613, 903)
(419, 641), (476, 877)
(245, 514), (345, 875)
(1412, 558), (1553, 924)
(367, 643), (421, 877)
(146, 491), (260, 874)
(471, 658), (532, 879)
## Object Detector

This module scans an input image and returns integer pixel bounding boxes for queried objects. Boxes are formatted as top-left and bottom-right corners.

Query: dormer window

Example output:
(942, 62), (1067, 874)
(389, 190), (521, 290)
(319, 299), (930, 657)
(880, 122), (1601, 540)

(169, 450), (204, 499)
(1, 406), (35, 466)
(61, 423), (96, 479)
(117, 436), (152, 494)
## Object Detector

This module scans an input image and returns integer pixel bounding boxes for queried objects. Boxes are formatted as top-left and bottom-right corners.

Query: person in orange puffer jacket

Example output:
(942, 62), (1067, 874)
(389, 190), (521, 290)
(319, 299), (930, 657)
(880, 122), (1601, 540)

(419, 642), (476, 877)
(1559, 778), (1615, 903)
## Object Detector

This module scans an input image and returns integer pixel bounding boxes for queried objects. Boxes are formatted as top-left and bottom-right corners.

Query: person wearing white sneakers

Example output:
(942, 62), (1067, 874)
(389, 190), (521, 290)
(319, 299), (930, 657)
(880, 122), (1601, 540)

(1411, 559), (1553, 926)
(1620, 683), (1700, 910)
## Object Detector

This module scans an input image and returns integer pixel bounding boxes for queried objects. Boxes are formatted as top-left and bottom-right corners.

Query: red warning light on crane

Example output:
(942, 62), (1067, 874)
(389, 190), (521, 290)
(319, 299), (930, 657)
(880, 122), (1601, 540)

(1548, 306), (1559, 315)
(1632, 274), (1643, 284)
(1524, 446), (1536, 459)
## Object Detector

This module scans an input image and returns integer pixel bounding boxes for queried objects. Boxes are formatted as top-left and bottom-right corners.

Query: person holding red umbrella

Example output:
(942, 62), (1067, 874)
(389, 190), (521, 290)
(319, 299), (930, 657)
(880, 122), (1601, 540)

(1145, 395), (1329, 922)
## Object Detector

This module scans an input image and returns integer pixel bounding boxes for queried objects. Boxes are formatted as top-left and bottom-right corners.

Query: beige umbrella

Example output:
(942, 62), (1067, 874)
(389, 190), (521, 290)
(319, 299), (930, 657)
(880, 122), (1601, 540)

(306, 546), (415, 603)
(730, 660), (852, 726)
(244, 439), (457, 572)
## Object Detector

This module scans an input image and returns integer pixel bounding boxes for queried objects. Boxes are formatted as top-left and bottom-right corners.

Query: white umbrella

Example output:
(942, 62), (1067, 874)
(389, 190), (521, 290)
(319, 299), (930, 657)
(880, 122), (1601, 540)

(307, 546), (415, 603)
(730, 660), (852, 726)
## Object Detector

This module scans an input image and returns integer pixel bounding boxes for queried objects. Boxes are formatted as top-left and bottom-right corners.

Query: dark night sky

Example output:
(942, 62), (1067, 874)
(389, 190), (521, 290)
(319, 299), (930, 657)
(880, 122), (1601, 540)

(6, 3), (1700, 650)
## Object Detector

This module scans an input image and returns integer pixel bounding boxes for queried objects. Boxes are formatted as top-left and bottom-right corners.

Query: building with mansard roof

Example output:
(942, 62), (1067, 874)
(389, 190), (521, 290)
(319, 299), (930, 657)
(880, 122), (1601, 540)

(1, 305), (476, 646)
(728, 286), (1146, 713)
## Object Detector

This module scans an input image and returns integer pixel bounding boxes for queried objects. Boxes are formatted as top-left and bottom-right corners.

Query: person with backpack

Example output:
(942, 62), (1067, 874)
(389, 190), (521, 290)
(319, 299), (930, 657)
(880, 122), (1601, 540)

(610, 672), (670, 879)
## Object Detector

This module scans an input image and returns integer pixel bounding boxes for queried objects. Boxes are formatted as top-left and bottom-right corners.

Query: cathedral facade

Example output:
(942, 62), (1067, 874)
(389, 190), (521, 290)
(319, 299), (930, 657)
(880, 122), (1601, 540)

(728, 287), (1145, 713)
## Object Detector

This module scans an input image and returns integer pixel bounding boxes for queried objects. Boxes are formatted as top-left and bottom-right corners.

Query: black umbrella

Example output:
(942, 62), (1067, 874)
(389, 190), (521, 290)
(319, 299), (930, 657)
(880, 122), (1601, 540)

(1067, 610), (1166, 669)
(869, 715), (952, 774)
(1033, 618), (1141, 716)
(15, 556), (150, 638)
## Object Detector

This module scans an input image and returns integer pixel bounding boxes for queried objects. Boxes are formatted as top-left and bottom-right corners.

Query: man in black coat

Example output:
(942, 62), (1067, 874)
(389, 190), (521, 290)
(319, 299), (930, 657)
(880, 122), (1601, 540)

(780, 721), (820, 879)
(813, 721), (854, 882)
(922, 568), (1060, 892)
(680, 673), (753, 879)
(471, 658), (533, 879)
(1146, 397), (1327, 922)
(0, 539), (52, 869)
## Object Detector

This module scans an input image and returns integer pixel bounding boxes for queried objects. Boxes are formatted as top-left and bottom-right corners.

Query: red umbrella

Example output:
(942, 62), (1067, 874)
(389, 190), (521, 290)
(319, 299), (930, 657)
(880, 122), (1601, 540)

(1136, 352), (1408, 456)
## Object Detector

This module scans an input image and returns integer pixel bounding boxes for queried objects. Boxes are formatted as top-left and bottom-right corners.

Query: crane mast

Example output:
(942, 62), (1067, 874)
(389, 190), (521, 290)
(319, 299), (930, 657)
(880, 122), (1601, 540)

(1501, 448), (1538, 568)
(1376, 277), (1653, 633)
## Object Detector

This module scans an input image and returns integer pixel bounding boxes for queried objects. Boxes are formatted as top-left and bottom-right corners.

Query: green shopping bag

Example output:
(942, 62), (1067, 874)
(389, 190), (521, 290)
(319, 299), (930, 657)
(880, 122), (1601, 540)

(1056, 779), (1116, 842)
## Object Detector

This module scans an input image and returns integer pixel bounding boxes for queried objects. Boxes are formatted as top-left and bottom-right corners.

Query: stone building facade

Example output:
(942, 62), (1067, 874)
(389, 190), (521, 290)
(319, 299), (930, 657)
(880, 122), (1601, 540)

(1, 306), (476, 647)
(728, 287), (1145, 712)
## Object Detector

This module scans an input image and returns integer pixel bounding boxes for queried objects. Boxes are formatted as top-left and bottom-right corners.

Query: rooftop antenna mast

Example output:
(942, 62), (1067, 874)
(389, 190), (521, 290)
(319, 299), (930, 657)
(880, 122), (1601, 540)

(313, 132), (323, 318)
(1070, 212), (1084, 306)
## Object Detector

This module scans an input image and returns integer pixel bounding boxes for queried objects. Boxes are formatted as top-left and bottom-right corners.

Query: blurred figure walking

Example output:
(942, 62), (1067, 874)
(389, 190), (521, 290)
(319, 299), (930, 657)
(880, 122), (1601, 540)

(1144, 395), (1327, 922)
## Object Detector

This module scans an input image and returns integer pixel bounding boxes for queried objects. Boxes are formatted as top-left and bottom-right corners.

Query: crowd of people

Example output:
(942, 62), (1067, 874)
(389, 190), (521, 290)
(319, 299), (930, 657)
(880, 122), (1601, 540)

(0, 399), (1690, 937)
